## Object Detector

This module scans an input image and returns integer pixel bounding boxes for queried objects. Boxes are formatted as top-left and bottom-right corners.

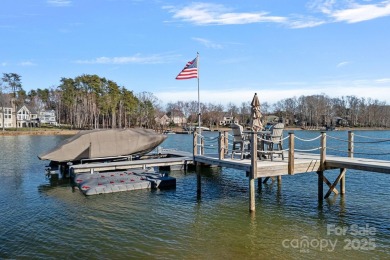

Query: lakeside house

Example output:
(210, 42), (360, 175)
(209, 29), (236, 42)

(39, 110), (58, 126)
(219, 113), (238, 126)
(17, 105), (39, 127)
(0, 97), (58, 128)
(0, 107), (13, 128)
(155, 111), (187, 127)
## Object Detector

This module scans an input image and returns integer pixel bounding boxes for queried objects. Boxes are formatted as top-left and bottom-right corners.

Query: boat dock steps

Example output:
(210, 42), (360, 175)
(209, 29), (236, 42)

(69, 152), (194, 174)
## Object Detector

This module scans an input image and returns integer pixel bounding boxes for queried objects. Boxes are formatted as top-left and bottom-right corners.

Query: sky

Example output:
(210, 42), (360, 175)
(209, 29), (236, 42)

(1, 0), (390, 108)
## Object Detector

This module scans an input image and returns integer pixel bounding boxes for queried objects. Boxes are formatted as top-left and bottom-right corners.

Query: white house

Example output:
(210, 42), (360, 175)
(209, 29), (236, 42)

(155, 113), (187, 126)
(155, 114), (170, 126)
(0, 107), (14, 128)
(219, 113), (238, 126)
(17, 105), (39, 127)
(39, 110), (58, 125)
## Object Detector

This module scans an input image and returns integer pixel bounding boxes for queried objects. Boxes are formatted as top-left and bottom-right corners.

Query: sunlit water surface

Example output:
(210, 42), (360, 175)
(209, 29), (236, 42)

(0, 130), (389, 259)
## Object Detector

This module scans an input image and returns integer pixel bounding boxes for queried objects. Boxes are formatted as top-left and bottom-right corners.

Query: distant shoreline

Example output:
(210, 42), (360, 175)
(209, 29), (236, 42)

(0, 129), (79, 136)
(0, 127), (389, 136)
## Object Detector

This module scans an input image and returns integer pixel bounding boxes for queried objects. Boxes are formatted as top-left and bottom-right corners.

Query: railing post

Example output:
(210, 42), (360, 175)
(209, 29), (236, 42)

(320, 132), (327, 171)
(341, 131), (353, 195)
(193, 131), (201, 199)
(318, 132), (326, 201)
(224, 131), (229, 155)
(201, 137), (204, 155)
(348, 131), (354, 158)
(249, 132), (257, 213)
(193, 132), (198, 156)
(288, 132), (295, 175)
(218, 131), (224, 160)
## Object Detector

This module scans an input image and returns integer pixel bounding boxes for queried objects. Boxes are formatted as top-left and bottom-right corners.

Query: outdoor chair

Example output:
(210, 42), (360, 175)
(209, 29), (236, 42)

(258, 123), (285, 161)
(231, 123), (250, 160)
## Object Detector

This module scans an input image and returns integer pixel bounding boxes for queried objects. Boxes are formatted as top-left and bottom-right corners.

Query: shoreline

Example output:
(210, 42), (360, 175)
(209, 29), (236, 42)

(0, 129), (79, 136)
(0, 127), (389, 136)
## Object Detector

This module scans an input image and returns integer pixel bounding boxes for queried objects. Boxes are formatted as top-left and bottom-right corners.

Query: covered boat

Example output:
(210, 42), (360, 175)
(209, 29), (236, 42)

(38, 128), (167, 163)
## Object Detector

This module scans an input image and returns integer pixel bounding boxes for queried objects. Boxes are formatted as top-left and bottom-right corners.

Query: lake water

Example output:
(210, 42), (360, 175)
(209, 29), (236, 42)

(0, 130), (389, 259)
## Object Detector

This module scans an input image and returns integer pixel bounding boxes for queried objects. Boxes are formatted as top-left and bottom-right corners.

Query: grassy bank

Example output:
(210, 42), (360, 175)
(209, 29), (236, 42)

(0, 128), (78, 136)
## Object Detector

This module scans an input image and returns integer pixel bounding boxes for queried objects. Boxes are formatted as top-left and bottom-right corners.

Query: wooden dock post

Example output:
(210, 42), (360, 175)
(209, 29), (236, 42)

(193, 132), (201, 199)
(317, 132), (326, 201)
(348, 131), (354, 158)
(340, 131), (353, 195)
(249, 132), (257, 212)
(288, 132), (295, 175)
(193, 132), (198, 156)
(218, 131), (224, 160)
(196, 164), (201, 200)
(224, 131), (229, 155)
(201, 137), (205, 155)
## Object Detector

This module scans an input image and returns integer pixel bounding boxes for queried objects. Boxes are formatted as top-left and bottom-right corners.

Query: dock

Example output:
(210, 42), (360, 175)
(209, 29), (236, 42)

(192, 130), (390, 212)
(60, 130), (389, 210)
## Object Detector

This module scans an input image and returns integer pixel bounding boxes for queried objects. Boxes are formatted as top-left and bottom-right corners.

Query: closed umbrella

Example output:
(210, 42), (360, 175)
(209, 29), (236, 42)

(250, 93), (263, 131)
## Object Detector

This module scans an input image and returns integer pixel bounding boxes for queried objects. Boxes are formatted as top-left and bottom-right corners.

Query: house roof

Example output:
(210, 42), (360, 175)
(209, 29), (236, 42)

(17, 104), (38, 114)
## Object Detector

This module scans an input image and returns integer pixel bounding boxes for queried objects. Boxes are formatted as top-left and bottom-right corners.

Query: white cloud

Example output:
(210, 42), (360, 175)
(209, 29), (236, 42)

(311, 0), (390, 23)
(166, 3), (286, 25)
(337, 61), (350, 67)
(1, 62), (6, 67)
(166, 1), (390, 29)
(288, 17), (326, 28)
(76, 54), (179, 64)
(47, 0), (72, 7)
(375, 78), (390, 83)
(330, 1), (390, 23)
(19, 61), (37, 66)
(192, 37), (223, 49)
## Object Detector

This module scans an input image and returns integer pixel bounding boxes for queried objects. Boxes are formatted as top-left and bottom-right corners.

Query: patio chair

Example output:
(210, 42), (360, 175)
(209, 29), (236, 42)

(259, 123), (285, 161)
(231, 123), (250, 160)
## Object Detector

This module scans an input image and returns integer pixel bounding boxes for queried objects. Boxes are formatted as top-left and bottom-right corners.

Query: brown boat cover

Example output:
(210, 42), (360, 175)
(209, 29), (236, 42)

(38, 128), (167, 162)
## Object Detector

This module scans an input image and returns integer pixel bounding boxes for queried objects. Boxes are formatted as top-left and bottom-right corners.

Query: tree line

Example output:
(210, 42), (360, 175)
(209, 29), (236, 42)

(0, 73), (159, 129)
(1, 72), (389, 129)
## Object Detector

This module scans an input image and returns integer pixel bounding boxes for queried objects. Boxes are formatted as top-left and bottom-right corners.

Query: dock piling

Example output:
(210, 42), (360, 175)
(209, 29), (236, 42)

(249, 133), (257, 212)
(218, 132), (224, 160)
(288, 132), (295, 175)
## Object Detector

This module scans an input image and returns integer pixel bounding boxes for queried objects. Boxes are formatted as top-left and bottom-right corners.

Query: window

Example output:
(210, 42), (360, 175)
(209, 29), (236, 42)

(17, 109), (29, 120)
(5, 108), (11, 119)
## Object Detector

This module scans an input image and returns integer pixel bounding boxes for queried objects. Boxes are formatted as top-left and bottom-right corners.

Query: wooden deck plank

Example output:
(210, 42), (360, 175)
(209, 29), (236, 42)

(326, 157), (390, 174)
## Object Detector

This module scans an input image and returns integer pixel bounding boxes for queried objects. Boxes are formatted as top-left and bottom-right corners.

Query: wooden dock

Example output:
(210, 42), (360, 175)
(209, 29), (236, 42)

(192, 130), (390, 212)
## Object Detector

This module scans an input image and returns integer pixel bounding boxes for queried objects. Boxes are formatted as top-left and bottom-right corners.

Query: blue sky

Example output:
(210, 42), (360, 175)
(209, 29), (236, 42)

(1, 0), (389, 107)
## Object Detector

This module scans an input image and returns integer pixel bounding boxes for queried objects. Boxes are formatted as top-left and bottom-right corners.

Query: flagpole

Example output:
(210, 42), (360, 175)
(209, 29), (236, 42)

(197, 52), (201, 154)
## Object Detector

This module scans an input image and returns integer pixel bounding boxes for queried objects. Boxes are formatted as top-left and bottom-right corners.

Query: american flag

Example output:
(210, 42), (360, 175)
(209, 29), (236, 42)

(175, 57), (198, 80)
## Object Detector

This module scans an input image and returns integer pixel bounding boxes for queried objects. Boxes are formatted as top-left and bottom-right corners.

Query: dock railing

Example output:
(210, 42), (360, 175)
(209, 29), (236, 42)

(193, 130), (390, 172)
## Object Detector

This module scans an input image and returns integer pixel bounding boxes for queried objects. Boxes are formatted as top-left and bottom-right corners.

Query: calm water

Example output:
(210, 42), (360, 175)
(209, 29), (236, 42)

(0, 131), (389, 259)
